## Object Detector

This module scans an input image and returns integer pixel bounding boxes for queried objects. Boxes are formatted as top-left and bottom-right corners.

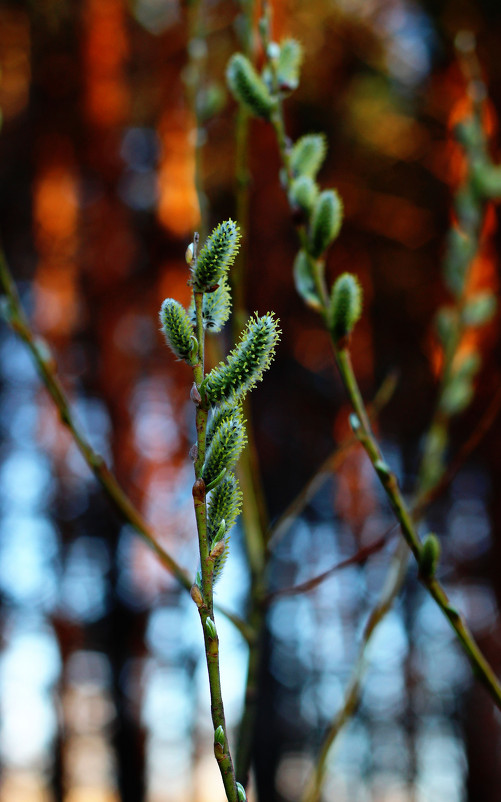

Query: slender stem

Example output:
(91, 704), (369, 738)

(0, 251), (191, 590)
(268, 371), (398, 551)
(334, 343), (501, 707)
(267, 525), (398, 602)
(302, 538), (410, 802)
(191, 268), (238, 802)
(250, 19), (501, 800)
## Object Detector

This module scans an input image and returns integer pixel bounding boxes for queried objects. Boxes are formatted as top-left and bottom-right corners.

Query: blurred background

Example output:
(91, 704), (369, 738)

(1, 0), (501, 800)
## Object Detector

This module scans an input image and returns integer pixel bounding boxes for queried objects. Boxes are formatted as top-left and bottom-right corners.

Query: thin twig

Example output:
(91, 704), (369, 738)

(335, 345), (501, 709)
(267, 371), (398, 551)
(250, 28), (501, 801)
(191, 239), (238, 802)
(0, 250), (252, 641)
(414, 384), (501, 518)
(301, 538), (410, 802)
(0, 251), (191, 589)
(266, 524), (398, 602)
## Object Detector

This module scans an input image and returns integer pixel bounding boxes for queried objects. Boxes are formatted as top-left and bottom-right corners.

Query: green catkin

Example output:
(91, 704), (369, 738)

(189, 278), (231, 332)
(159, 299), (196, 363)
(226, 53), (276, 120)
(293, 249), (322, 311)
(276, 38), (303, 92)
(206, 402), (243, 447)
(202, 414), (247, 488)
(309, 189), (343, 257)
(192, 220), (241, 291)
(328, 273), (362, 342)
(290, 133), (327, 178)
(204, 313), (280, 405)
(207, 473), (243, 546)
(289, 175), (318, 215)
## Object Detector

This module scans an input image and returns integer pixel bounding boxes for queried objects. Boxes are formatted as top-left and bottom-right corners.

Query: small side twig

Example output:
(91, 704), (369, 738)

(0, 250), (191, 590)
(266, 524), (398, 602)
(0, 249), (252, 641)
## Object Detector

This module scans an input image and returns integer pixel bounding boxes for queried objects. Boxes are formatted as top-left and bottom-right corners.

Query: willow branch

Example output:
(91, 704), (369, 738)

(191, 248), (238, 802)
(334, 344), (501, 709)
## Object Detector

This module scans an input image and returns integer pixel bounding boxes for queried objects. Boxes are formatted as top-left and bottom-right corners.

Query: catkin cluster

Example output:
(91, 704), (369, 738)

(160, 221), (280, 584)
(227, 40), (364, 344)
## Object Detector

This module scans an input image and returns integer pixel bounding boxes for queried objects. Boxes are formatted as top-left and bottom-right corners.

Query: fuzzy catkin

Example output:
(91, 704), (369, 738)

(309, 189), (343, 258)
(204, 313), (280, 405)
(328, 273), (362, 342)
(207, 473), (243, 582)
(276, 38), (303, 91)
(290, 133), (327, 178)
(159, 299), (196, 363)
(192, 220), (241, 292)
(226, 53), (276, 120)
(189, 278), (231, 332)
(202, 414), (247, 488)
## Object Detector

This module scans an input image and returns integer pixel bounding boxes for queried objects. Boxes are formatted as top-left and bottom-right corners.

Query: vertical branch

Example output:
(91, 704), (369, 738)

(190, 234), (239, 802)
(226, 21), (501, 799)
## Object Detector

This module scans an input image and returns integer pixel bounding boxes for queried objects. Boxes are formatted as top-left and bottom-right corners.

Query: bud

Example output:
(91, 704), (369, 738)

(328, 273), (362, 343)
(419, 533), (441, 579)
(236, 782), (247, 802)
(190, 382), (202, 405)
(159, 299), (197, 364)
(190, 584), (204, 608)
(290, 133), (327, 178)
(214, 725), (225, 746)
(185, 242), (194, 264)
(293, 249), (322, 311)
(309, 189), (343, 257)
(289, 175), (318, 216)
(374, 460), (392, 481)
(226, 53), (276, 120)
(205, 617), (217, 639)
(276, 38), (302, 93)
(210, 539), (226, 559)
(349, 413), (361, 434)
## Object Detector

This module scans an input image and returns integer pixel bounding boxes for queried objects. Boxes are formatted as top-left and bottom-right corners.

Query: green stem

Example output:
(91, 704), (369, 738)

(251, 21), (501, 799)
(192, 281), (238, 802)
(334, 344), (501, 706)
